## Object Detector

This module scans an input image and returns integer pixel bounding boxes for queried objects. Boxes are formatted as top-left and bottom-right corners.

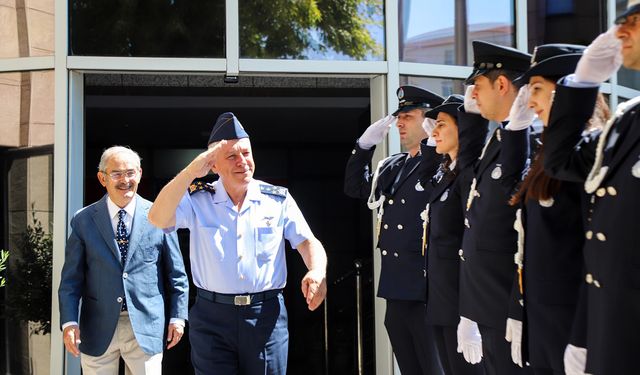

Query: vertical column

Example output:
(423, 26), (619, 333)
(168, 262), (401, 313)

(225, 0), (240, 81)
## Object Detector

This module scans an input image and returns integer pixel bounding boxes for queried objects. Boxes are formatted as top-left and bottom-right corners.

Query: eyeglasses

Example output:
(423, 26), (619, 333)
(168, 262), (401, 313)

(103, 169), (138, 180)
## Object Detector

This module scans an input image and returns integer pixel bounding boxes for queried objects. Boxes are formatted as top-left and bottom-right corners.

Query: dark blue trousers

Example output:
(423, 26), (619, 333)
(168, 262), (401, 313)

(189, 292), (288, 375)
(384, 300), (443, 375)
(433, 325), (485, 375)
(478, 324), (531, 375)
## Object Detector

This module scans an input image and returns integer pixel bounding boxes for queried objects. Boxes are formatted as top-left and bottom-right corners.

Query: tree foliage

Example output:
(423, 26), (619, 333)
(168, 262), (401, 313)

(70, 0), (383, 60)
(6, 212), (52, 335)
(0, 250), (8, 288)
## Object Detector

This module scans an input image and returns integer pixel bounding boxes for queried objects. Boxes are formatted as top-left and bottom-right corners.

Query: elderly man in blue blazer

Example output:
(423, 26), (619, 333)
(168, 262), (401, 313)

(58, 146), (189, 375)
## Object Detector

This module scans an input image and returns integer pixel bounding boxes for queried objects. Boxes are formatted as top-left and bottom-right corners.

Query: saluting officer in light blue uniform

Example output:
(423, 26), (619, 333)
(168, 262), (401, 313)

(149, 112), (328, 375)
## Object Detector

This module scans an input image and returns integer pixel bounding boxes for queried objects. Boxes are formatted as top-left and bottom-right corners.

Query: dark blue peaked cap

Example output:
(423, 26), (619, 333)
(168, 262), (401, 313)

(466, 40), (531, 84)
(616, 0), (640, 24)
(207, 112), (249, 145)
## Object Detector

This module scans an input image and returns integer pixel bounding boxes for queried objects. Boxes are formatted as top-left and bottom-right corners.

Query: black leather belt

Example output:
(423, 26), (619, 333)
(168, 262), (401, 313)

(197, 288), (282, 306)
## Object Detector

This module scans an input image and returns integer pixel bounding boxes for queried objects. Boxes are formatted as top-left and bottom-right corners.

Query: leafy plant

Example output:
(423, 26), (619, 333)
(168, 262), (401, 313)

(0, 249), (8, 287)
(6, 211), (53, 335)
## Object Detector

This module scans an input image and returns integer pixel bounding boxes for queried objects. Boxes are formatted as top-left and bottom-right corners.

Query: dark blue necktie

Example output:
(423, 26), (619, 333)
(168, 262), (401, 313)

(116, 209), (129, 311)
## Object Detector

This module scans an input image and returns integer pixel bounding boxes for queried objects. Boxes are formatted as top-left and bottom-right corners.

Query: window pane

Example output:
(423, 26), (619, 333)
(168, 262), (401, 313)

(0, 70), (54, 375)
(0, 0), (54, 58)
(527, 0), (605, 50)
(400, 0), (515, 65)
(616, 0), (640, 90)
(400, 75), (465, 98)
(239, 0), (385, 60)
(69, 0), (225, 57)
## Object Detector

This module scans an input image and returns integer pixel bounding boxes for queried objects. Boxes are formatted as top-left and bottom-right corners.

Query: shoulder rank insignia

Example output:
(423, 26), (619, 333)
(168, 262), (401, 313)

(260, 184), (288, 198)
(188, 181), (216, 195)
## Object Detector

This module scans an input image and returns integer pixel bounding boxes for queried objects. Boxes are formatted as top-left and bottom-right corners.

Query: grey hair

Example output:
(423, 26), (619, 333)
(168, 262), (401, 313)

(98, 146), (141, 171)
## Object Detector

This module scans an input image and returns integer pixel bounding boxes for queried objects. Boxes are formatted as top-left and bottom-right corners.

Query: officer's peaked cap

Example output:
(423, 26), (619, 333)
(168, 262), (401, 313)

(515, 44), (585, 84)
(392, 86), (445, 116)
(424, 94), (464, 120)
(466, 41), (532, 84)
(616, 0), (640, 24)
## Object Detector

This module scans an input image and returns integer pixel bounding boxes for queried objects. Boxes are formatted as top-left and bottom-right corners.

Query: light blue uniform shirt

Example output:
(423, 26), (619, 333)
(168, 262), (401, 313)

(174, 178), (313, 294)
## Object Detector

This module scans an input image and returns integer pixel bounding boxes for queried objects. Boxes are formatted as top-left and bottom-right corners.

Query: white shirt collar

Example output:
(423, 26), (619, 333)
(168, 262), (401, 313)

(106, 195), (136, 220)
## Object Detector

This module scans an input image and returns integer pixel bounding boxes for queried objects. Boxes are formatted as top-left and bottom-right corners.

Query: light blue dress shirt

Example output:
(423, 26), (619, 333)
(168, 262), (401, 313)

(174, 178), (314, 294)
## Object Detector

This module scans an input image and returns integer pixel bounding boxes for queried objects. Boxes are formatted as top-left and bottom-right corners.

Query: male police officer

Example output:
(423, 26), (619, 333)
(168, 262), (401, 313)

(543, 2), (640, 373)
(344, 86), (444, 375)
(149, 112), (328, 375)
(455, 41), (532, 375)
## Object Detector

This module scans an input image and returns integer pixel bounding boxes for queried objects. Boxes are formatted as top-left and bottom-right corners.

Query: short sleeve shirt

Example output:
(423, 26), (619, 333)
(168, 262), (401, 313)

(174, 178), (314, 294)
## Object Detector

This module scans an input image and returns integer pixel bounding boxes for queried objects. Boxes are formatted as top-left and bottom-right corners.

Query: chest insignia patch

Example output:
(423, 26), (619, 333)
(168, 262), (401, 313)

(491, 166), (502, 180)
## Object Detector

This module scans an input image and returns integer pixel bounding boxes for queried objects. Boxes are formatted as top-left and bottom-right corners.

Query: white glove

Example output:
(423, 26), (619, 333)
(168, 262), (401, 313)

(422, 117), (436, 138)
(464, 85), (480, 114)
(357, 115), (395, 149)
(574, 26), (623, 84)
(505, 318), (523, 367)
(422, 118), (437, 146)
(505, 85), (535, 131)
(564, 344), (591, 375)
(457, 316), (483, 364)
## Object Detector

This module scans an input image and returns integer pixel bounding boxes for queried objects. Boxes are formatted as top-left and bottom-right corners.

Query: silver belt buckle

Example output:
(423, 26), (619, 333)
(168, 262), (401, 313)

(234, 295), (251, 306)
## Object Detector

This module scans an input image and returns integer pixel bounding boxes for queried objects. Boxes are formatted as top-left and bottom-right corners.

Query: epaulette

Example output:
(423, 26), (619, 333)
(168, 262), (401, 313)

(260, 184), (288, 198)
(188, 181), (216, 195)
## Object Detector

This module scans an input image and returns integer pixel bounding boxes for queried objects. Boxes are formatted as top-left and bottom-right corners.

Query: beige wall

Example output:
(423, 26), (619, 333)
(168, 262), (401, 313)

(0, 0), (54, 58)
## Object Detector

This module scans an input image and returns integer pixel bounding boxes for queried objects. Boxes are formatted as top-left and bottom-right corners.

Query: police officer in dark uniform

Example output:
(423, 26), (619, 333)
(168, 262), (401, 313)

(455, 41), (532, 375)
(344, 86), (444, 375)
(503, 44), (599, 375)
(422, 95), (486, 375)
(542, 3), (640, 373)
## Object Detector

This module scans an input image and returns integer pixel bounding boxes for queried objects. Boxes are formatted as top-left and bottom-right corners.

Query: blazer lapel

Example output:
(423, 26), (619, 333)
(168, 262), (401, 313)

(392, 156), (421, 193)
(92, 195), (121, 263)
(126, 196), (148, 265)
(476, 135), (501, 177)
(605, 114), (640, 180)
(428, 172), (456, 204)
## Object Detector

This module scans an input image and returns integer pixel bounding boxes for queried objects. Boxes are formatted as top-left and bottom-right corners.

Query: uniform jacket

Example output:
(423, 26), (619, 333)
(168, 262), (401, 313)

(58, 195), (189, 356)
(502, 125), (588, 370)
(456, 109), (529, 330)
(344, 142), (441, 301)
(544, 83), (640, 375)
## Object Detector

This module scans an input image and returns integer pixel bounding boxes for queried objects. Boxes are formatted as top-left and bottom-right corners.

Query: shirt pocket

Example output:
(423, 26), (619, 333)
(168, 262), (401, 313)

(197, 225), (227, 261)
(256, 226), (281, 264)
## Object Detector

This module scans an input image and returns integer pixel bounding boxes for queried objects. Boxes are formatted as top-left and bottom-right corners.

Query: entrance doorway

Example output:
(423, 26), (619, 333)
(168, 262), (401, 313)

(83, 74), (377, 374)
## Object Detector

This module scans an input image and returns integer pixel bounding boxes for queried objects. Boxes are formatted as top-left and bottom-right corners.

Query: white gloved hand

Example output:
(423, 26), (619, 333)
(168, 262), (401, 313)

(457, 316), (483, 364)
(357, 115), (395, 149)
(422, 117), (436, 138)
(422, 118), (437, 146)
(505, 85), (535, 131)
(464, 85), (481, 114)
(564, 344), (591, 375)
(574, 26), (623, 84)
(505, 318), (523, 367)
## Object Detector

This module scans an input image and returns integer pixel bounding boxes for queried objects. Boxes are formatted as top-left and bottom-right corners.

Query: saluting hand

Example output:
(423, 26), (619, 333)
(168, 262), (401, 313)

(575, 26), (622, 84)
(358, 115), (396, 150)
(185, 140), (227, 179)
(63, 324), (81, 357)
(463, 85), (481, 115)
(301, 269), (327, 311)
(505, 85), (535, 131)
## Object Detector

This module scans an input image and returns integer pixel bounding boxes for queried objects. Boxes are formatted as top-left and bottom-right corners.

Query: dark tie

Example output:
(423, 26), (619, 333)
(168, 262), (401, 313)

(116, 209), (129, 311)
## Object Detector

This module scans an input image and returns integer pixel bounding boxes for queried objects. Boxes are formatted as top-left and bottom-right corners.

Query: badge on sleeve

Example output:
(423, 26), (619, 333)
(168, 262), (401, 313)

(632, 159), (640, 178)
(491, 165), (502, 180)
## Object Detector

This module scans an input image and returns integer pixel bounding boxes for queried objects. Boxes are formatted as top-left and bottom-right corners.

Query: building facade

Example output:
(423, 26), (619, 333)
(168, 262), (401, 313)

(0, 0), (637, 374)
